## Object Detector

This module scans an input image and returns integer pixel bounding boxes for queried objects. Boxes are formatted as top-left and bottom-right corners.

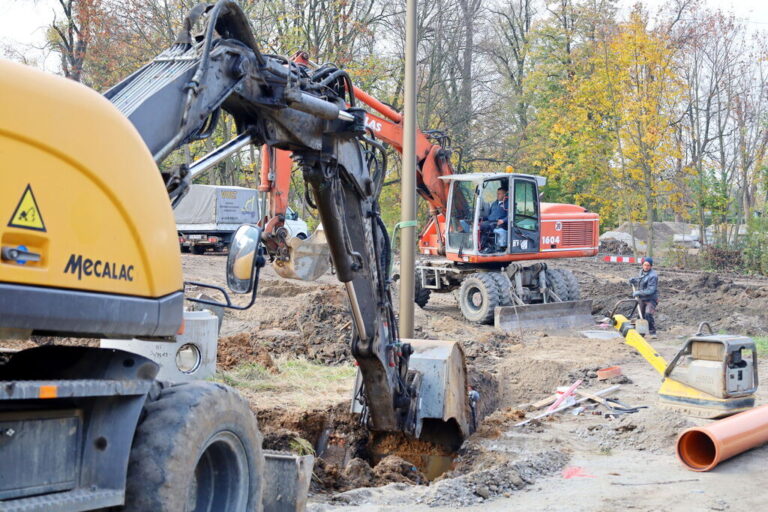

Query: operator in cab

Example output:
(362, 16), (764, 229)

(480, 186), (508, 252)
(629, 257), (659, 337)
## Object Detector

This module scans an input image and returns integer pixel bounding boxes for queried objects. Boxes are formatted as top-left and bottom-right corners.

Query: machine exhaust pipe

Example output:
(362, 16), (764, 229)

(676, 403), (768, 471)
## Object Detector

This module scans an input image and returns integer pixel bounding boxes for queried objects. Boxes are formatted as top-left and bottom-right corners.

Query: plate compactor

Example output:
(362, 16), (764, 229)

(611, 299), (758, 419)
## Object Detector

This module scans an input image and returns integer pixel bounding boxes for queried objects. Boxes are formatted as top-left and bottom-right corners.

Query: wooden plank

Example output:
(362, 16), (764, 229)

(514, 385), (621, 427)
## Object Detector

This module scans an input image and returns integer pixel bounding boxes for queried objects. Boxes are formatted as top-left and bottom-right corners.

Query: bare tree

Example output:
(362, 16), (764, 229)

(49, 0), (102, 81)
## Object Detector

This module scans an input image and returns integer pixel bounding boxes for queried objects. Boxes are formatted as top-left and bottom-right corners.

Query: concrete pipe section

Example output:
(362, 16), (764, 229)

(677, 403), (768, 471)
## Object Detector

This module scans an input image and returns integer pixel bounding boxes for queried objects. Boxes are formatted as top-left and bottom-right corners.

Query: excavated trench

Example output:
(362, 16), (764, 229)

(255, 368), (502, 492)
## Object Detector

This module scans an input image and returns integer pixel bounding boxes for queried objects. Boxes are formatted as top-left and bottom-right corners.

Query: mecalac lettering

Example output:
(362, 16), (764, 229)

(64, 254), (135, 282)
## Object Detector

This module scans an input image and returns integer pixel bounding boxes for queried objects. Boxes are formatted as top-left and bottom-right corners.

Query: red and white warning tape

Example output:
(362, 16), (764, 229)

(602, 255), (645, 263)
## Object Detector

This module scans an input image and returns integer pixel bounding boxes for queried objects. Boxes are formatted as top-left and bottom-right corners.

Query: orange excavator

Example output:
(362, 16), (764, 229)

(258, 54), (599, 328)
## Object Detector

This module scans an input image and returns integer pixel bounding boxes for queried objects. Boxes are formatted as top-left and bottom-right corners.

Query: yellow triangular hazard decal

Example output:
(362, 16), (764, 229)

(8, 184), (46, 232)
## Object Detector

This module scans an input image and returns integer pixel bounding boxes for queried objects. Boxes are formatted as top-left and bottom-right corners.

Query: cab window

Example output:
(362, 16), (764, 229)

(447, 181), (476, 251)
(513, 180), (537, 231)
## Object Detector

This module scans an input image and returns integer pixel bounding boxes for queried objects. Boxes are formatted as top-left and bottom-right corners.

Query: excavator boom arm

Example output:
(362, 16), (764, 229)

(106, 0), (415, 433)
(351, 87), (453, 214)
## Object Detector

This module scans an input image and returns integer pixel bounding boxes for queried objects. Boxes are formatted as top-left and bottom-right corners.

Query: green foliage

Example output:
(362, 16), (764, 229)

(288, 437), (316, 456)
(216, 357), (356, 394)
(753, 336), (768, 355)
(742, 216), (768, 275)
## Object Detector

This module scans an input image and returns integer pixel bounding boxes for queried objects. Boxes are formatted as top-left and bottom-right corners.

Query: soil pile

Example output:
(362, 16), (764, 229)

(600, 238), (634, 255)
(574, 408), (693, 454)
(576, 268), (768, 334)
(474, 407), (526, 438)
(220, 286), (354, 366)
(341, 456), (426, 488)
(218, 332), (279, 371)
(417, 450), (569, 506)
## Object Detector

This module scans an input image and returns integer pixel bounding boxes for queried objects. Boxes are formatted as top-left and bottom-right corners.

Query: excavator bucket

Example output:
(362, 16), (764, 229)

(273, 226), (332, 281)
(495, 299), (593, 332)
(406, 339), (472, 446)
(349, 339), (471, 448)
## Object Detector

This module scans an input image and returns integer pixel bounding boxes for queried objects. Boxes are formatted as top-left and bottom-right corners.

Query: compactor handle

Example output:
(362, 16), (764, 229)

(608, 298), (639, 325)
(696, 322), (714, 336)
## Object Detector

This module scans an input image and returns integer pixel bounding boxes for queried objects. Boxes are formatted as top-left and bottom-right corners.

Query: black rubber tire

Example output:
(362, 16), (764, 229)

(546, 268), (570, 302)
(180, 245), (191, 254)
(296, 232), (308, 240)
(192, 245), (206, 255)
(561, 269), (581, 301)
(488, 272), (513, 306)
(415, 275), (431, 308)
(458, 272), (501, 324)
(122, 382), (263, 512)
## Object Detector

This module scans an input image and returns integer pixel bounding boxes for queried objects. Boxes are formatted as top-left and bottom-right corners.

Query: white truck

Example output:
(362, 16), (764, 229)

(175, 185), (308, 253)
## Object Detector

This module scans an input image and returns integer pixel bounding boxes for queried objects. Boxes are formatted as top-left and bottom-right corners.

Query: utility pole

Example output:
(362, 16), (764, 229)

(398, 0), (418, 338)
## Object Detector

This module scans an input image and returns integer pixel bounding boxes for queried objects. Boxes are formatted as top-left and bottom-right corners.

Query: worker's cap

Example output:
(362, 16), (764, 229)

(643, 257), (653, 266)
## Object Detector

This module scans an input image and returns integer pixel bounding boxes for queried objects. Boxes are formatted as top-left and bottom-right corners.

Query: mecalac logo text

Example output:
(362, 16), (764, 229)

(64, 254), (135, 282)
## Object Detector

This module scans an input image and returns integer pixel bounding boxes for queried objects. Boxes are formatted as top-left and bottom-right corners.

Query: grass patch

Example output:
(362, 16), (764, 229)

(753, 336), (768, 355)
(215, 356), (357, 408)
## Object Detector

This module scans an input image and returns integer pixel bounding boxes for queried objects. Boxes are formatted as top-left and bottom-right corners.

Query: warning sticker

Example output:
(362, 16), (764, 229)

(8, 184), (46, 232)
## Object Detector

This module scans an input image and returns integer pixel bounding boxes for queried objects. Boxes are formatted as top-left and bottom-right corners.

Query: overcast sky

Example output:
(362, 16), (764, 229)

(1, 0), (768, 72)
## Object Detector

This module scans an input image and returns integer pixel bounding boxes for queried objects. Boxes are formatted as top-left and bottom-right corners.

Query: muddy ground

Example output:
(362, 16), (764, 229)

(176, 254), (768, 511)
(5, 253), (768, 510)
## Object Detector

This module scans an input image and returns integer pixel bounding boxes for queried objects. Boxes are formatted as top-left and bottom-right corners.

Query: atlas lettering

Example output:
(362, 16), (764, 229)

(364, 116), (382, 132)
(64, 254), (135, 282)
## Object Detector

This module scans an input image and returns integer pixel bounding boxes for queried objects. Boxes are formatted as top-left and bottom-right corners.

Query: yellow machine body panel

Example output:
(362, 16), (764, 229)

(0, 59), (184, 337)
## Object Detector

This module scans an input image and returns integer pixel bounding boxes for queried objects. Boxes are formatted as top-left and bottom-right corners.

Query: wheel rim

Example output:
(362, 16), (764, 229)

(466, 285), (484, 312)
(187, 431), (250, 512)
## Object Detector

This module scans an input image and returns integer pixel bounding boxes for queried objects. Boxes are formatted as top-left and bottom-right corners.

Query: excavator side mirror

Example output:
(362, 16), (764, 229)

(185, 224), (265, 311)
(227, 224), (263, 294)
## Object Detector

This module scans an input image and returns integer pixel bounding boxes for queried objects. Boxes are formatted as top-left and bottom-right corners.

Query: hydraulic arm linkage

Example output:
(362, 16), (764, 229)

(105, 0), (415, 433)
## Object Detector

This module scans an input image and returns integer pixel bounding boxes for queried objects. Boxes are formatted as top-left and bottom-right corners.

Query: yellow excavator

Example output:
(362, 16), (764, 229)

(0, 2), (469, 510)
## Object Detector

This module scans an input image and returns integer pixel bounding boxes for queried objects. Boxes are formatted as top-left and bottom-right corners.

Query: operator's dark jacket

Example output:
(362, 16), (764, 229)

(633, 269), (659, 304)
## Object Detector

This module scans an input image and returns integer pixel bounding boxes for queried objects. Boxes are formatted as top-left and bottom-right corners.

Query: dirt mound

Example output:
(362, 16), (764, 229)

(258, 280), (313, 297)
(614, 221), (695, 244)
(218, 332), (279, 371)
(221, 286), (354, 366)
(474, 408), (526, 438)
(419, 450), (569, 506)
(575, 266), (768, 334)
(269, 287), (352, 364)
(373, 455), (426, 485)
(659, 275), (768, 334)
(574, 407), (693, 454)
(495, 357), (576, 407)
(262, 428), (312, 452)
(600, 238), (634, 255)
(342, 457), (376, 487)
(321, 454), (426, 492)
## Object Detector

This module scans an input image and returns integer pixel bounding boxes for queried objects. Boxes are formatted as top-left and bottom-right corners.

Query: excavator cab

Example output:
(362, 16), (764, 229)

(443, 173), (544, 259)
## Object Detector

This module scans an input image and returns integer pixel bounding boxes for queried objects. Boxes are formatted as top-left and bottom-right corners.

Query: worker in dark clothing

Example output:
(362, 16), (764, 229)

(629, 257), (659, 336)
(480, 186), (508, 252)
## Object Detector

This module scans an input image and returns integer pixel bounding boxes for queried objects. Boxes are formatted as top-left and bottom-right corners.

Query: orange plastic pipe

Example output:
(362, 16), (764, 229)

(676, 403), (768, 471)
